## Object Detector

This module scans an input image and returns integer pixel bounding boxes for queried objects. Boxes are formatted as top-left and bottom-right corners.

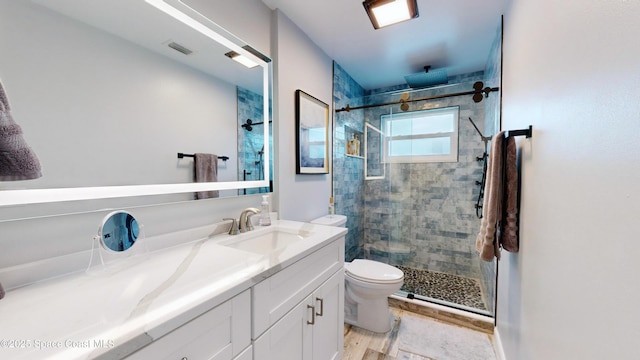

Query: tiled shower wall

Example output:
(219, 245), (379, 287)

(333, 62), (488, 275)
(333, 51), (501, 314)
(333, 62), (366, 261)
(362, 72), (486, 281)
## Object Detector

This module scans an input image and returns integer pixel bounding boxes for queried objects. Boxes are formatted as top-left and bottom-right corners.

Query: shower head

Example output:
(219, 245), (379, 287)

(404, 66), (448, 89)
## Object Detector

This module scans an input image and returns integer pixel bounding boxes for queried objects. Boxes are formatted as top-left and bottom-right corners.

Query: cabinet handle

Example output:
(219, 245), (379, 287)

(181, 357), (188, 360)
(307, 304), (316, 325)
(315, 297), (324, 317)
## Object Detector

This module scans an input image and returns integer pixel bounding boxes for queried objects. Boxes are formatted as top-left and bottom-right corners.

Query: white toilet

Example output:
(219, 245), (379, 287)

(311, 215), (404, 333)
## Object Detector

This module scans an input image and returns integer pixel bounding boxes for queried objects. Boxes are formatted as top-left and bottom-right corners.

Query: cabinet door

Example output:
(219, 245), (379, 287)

(312, 271), (344, 360)
(124, 290), (250, 360)
(253, 239), (343, 338)
(254, 295), (314, 360)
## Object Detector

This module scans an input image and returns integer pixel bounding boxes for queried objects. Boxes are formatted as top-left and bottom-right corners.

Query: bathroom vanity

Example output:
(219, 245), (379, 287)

(0, 220), (346, 360)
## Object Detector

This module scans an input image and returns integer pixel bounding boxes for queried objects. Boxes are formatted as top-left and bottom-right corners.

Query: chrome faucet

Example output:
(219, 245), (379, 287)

(238, 207), (260, 233)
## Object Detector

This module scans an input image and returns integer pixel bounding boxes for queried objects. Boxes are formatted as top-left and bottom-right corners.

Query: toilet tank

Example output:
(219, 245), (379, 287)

(310, 214), (347, 227)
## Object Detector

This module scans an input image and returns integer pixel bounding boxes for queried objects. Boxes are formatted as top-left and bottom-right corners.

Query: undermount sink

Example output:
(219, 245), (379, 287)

(218, 227), (309, 255)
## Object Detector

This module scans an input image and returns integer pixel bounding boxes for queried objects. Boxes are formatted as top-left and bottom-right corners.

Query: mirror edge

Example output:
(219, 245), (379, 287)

(0, 180), (269, 206)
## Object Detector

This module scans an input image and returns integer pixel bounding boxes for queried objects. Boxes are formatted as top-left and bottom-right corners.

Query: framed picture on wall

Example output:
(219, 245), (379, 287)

(295, 89), (329, 174)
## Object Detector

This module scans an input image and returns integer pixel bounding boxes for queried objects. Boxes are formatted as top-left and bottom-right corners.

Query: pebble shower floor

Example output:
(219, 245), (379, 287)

(395, 266), (487, 312)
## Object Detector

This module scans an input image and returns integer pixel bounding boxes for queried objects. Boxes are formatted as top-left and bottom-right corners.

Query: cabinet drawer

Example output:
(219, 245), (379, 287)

(253, 237), (344, 338)
(125, 290), (251, 360)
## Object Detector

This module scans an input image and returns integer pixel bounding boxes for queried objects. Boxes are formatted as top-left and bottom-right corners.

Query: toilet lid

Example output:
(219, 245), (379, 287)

(346, 259), (404, 283)
(310, 215), (347, 227)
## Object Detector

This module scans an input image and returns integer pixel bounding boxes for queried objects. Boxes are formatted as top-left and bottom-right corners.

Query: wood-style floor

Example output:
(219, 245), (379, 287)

(342, 305), (497, 360)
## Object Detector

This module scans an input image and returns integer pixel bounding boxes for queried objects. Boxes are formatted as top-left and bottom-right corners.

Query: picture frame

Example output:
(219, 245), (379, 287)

(295, 89), (329, 174)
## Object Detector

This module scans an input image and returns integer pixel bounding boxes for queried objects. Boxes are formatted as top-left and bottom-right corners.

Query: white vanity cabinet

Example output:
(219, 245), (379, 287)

(124, 290), (251, 360)
(310, 271), (344, 360)
(253, 237), (345, 360)
(0, 221), (347, 360)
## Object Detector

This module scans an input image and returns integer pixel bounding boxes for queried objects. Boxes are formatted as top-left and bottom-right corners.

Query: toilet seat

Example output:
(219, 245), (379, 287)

(346, 259), (403, 284)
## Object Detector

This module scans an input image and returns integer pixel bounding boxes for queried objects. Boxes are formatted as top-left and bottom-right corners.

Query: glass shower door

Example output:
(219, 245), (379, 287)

(363, 96), (493, 316)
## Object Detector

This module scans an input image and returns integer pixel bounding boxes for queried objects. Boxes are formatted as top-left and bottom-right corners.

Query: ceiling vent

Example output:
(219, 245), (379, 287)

(404, 66), (448, 88)
(167, 41), (193, 55)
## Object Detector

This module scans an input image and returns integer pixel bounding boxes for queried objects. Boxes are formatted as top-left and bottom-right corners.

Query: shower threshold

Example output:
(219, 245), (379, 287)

(396, 290), (491, 318)
(388, 294), (494, 334)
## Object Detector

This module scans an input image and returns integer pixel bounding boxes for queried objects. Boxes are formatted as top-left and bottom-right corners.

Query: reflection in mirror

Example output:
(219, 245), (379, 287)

(237, 88), (273, 195)
(0, 0), (271, 206)
(99, 211), (140, 252)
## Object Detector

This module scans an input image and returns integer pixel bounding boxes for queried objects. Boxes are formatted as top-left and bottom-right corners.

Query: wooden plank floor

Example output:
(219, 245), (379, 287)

(343, 307), (407, 360)
(342, 307), (496, 360)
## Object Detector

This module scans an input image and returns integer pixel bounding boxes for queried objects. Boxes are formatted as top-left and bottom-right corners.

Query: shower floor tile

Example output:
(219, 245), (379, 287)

(396, 266), (487, 311)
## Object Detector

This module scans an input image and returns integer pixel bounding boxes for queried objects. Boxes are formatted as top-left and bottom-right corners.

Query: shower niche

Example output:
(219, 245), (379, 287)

(344, 126), (363, 158)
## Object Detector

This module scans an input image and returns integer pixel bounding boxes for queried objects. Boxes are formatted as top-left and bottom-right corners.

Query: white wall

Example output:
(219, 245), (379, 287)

(271, 10), (333, 222)
(498, 0), (640, 358)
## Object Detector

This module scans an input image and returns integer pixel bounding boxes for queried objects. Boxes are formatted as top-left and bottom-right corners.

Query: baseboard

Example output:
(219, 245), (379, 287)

(493, 327), (507, 360)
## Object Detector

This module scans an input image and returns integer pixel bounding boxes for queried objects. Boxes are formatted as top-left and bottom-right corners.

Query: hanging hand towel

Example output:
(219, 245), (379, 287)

(0, 80), (42, 181)
(476, 131), (505, 261)
(194, 153), (219, 199)
(501, 136), (519, 252)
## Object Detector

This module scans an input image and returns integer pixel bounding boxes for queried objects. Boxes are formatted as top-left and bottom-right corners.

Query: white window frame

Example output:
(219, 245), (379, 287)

(382, 106), (459, 163)
(364, 123), (386, 180)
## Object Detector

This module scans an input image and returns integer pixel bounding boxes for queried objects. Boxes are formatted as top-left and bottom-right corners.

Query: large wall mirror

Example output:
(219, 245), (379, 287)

(0, 0), (271, 207)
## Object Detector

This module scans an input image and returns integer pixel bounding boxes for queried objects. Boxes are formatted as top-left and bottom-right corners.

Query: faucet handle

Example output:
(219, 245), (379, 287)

(223, 218), (239, 235)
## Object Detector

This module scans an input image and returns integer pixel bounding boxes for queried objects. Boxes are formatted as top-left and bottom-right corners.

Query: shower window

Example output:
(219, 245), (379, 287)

(382, 106), (459, 163)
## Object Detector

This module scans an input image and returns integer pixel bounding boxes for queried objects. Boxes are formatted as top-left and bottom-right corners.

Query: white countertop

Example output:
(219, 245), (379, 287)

(0, 220), (347, 360)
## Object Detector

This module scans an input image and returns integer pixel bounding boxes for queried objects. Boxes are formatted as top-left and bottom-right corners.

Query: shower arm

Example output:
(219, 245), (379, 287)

(468, 117), (492, 148)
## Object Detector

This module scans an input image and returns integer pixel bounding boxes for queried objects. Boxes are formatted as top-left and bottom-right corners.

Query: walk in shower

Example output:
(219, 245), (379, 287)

(332, 24), (502, 316)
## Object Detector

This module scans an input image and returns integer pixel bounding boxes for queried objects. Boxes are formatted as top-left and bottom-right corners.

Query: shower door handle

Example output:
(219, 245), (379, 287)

(315, 297), (324, 317)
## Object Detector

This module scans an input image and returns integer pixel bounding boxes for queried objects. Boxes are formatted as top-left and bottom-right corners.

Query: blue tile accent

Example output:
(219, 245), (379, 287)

(333, 62), (366, 261)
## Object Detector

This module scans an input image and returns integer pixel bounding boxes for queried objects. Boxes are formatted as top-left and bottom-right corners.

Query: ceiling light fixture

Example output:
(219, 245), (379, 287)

(224, 51), (259, 69)
(363, 0), (419, 29)
(146, 0), (263, 69)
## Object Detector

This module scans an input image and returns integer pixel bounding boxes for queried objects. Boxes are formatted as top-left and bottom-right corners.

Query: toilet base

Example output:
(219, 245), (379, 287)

(344, 297), (394, 333)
